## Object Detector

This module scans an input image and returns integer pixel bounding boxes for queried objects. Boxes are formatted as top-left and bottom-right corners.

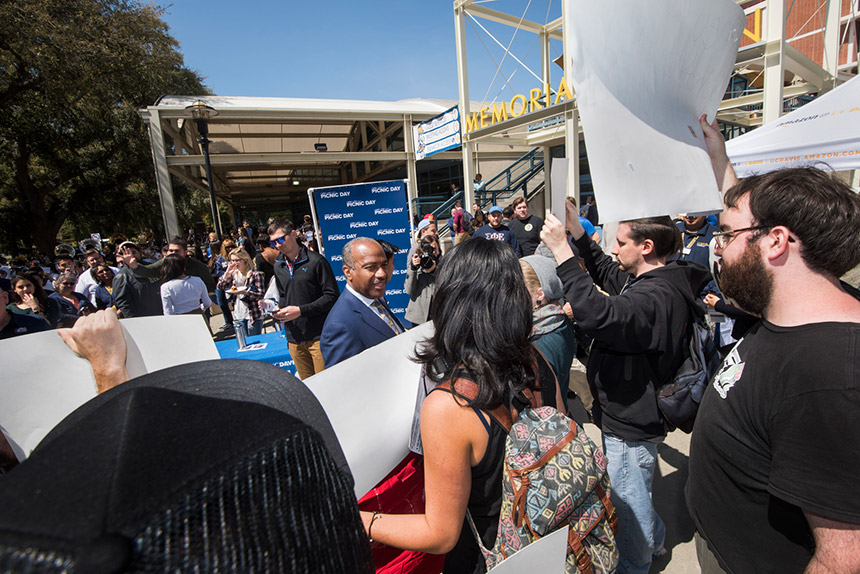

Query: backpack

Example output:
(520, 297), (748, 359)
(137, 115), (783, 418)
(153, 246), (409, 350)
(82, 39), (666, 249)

(653, 296), (722, 433)
(445, 350), (619, 574)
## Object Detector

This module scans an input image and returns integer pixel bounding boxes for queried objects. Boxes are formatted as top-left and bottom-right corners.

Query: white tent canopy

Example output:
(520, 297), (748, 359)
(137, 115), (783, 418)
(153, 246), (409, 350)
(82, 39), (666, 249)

(726, 75), (860, 177)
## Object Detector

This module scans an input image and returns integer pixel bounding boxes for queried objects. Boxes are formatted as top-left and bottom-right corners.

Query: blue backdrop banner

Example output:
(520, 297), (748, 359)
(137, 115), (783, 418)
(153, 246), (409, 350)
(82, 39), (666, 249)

(312, 180), (412, 325)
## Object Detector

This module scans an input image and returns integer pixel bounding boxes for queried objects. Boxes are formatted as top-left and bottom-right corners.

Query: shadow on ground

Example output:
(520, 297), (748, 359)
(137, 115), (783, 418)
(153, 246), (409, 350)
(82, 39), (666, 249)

(650, 440), (696, 573)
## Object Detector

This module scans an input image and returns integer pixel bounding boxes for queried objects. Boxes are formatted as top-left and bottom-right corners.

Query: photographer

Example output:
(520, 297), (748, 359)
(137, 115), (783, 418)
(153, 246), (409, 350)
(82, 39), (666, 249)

(404, 221), (441, 325)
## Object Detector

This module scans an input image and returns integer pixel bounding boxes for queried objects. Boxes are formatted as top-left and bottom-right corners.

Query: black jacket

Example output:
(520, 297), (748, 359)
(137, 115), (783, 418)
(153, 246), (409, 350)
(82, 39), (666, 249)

(272, 247), (339, 344)
(557, 235), (708, 441)
(113, 267), (163, 318)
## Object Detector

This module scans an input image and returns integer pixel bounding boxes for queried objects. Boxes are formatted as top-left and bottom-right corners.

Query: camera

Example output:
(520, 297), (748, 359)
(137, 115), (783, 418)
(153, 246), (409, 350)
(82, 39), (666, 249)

(414, 236), (438, 271)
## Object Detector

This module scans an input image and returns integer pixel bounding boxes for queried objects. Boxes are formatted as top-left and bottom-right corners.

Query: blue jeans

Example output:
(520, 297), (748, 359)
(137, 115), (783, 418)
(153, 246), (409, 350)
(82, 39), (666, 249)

(215, 288), (233, 324)
(236, 318), (263, 337)
(603, 434), (665, 574)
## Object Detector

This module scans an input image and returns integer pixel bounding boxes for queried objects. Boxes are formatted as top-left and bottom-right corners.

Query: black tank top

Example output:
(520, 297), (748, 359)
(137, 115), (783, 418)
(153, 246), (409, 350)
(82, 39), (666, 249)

(433, 349), (559, 573)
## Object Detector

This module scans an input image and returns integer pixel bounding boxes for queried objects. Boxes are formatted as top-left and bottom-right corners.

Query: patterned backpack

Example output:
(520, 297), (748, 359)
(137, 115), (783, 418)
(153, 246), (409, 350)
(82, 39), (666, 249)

(449, 351), (619, 573)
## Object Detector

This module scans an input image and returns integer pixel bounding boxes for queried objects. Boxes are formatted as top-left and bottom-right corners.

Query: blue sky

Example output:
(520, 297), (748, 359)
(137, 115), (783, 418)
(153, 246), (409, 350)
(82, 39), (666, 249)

(160, 1), (564, 103)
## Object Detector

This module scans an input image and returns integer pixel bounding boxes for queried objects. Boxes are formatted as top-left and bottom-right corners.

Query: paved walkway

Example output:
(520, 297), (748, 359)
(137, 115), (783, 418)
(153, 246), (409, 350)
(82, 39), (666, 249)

(573, 404), (698, 573)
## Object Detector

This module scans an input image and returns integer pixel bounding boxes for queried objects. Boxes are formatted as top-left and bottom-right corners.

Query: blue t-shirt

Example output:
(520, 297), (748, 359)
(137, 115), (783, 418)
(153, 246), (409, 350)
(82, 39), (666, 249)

(579, 217), (596, 236)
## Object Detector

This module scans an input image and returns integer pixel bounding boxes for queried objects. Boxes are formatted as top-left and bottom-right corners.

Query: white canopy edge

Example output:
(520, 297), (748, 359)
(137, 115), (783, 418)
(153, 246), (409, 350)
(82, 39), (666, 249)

(149, 95), (455, 119)
(726, 75), (860, 177)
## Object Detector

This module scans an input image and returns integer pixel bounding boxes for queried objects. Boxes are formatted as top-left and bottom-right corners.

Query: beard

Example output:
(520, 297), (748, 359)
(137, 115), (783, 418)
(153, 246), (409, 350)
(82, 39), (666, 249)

(716, 242), (773, 317)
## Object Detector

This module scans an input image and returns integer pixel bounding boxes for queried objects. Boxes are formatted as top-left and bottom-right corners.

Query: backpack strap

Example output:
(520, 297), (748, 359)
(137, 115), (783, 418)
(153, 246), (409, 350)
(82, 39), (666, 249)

(568, 528), (595, 574)
(565, 483), (617, 574)
(531, 344), (567, 415)
(435, 378), (513, 431)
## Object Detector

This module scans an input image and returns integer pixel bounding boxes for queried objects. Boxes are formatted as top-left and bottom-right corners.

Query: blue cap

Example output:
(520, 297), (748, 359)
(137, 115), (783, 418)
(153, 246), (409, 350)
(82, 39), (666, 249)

(416, 219), (434, 233)
(489, 206), (503, 214)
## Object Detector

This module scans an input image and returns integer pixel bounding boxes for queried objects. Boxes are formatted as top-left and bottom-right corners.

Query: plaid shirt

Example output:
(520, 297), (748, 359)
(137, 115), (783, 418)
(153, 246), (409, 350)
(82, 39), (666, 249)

(217, 270), (265, 321)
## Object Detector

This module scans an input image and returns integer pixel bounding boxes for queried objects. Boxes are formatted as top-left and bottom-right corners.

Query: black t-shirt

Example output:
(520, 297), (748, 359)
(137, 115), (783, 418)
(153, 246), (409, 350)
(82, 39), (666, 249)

(508, 215), (543, 256)
(254, 253), (275, 288)
(686, 319), (860, 574)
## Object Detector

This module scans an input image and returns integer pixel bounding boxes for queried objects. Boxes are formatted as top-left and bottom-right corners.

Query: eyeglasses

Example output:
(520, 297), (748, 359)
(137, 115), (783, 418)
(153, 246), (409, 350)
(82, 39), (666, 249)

(712, 226), (771, 249)
(60, 282), (75, 286)
(269, 235), (287, 248)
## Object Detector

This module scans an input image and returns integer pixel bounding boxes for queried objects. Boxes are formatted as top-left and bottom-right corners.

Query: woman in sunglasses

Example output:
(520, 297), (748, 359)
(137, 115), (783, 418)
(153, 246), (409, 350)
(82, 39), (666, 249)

(217, 247), (265, 336)
(49, 272), (95, 328)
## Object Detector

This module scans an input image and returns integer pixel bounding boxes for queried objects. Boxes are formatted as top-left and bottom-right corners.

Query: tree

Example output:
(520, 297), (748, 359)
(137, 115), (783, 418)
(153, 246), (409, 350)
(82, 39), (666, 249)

(0, 0), (208, 254)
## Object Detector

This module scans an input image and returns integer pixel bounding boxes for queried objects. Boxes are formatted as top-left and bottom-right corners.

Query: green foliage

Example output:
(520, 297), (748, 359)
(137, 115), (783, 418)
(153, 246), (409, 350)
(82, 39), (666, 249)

(0, 0), (209, 254)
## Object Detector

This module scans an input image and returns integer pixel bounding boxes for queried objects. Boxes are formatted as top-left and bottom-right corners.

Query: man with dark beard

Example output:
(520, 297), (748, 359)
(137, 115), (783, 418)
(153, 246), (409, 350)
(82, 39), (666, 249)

(686, 116), (860, 574)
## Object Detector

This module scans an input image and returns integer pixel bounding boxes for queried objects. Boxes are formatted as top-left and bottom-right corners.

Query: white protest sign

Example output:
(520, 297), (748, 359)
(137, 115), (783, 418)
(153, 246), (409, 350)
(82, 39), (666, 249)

(0, 315), (218, 460)
(487, 526), (569, 573)
(550, 157), (570, 224)
(305, 322), (432, 498)
(567, 0), (744, 221)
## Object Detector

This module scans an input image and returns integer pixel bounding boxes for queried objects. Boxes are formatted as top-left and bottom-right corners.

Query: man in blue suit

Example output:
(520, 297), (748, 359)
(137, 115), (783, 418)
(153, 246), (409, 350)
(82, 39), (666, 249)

(321, 238), (405, 368)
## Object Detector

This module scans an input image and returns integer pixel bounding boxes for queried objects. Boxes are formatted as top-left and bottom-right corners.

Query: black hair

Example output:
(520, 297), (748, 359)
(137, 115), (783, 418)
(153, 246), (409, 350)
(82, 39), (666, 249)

(168, 237), (187, 250)
(160, 253), (187, 282)
(89, 263), (114, 286)
(255, 234), (270, 248)
(11, 273), (48, 308)
(414, 238), (535, 410)
(376, 239), (400, 261)
(267, 218), (295, 237)
(724, 167), (860, 278)
(623, 216), (682, 260)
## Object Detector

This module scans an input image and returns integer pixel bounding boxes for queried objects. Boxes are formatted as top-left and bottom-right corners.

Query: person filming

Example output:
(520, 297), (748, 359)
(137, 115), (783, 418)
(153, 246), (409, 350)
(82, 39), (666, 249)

(405, 231), (441, 326)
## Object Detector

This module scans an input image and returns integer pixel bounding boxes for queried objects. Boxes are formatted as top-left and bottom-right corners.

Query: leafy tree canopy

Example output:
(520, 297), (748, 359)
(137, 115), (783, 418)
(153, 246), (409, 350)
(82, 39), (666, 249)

(0, 0), (209, 254)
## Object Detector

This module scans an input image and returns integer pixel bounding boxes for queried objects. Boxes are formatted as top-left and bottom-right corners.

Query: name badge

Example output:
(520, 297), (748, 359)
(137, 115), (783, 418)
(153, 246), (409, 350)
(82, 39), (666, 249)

(682, 247), (692, 255)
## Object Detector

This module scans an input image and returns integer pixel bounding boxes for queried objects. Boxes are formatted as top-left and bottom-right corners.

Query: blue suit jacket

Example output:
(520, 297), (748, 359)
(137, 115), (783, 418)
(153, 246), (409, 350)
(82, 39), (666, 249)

(320, 289), (404, 368)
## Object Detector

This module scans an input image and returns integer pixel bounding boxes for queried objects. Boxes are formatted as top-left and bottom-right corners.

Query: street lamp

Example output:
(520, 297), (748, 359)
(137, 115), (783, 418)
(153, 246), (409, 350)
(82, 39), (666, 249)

(185, 100), (221, 237)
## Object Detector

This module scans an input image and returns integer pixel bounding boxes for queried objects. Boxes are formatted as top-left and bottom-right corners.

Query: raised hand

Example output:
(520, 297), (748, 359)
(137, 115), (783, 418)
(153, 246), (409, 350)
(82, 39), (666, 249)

(58, 309), (129, 394)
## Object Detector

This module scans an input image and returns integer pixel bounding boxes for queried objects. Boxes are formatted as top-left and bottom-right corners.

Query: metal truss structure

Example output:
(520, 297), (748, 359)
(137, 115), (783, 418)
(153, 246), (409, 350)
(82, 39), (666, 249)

(453, 0), (860, 209)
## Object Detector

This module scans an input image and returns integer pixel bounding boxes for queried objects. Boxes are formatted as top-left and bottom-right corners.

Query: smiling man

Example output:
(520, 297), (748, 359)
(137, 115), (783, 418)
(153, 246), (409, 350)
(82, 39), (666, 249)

(473, 205), (522, 256)
(320, 237), (404, 368)
(686, 118), (860, 574)
(508, 197), (544, 256)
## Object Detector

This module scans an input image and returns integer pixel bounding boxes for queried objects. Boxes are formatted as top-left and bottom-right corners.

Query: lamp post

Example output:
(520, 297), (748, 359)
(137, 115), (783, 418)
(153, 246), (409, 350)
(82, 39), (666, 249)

(185, 100), (221, 237)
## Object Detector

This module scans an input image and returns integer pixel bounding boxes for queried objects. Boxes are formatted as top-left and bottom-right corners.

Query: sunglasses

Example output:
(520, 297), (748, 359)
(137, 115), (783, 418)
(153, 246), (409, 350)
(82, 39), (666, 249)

(269, 235), (288, 248)
(60, 282), (75, 286)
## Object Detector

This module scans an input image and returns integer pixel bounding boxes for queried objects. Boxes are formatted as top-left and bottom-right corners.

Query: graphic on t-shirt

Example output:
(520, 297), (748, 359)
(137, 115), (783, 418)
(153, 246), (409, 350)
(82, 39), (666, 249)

(524, 223), (534, 232)
(713, 342), (745, 399)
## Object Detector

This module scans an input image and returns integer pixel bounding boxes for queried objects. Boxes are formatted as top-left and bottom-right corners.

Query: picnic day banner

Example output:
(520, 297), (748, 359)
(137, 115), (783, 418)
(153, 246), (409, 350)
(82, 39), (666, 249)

(311, 180), (412, 325)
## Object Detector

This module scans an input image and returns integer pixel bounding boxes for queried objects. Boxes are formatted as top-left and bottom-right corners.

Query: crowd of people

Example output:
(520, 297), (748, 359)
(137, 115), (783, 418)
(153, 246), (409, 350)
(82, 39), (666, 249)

(1, 118), (859, 574)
